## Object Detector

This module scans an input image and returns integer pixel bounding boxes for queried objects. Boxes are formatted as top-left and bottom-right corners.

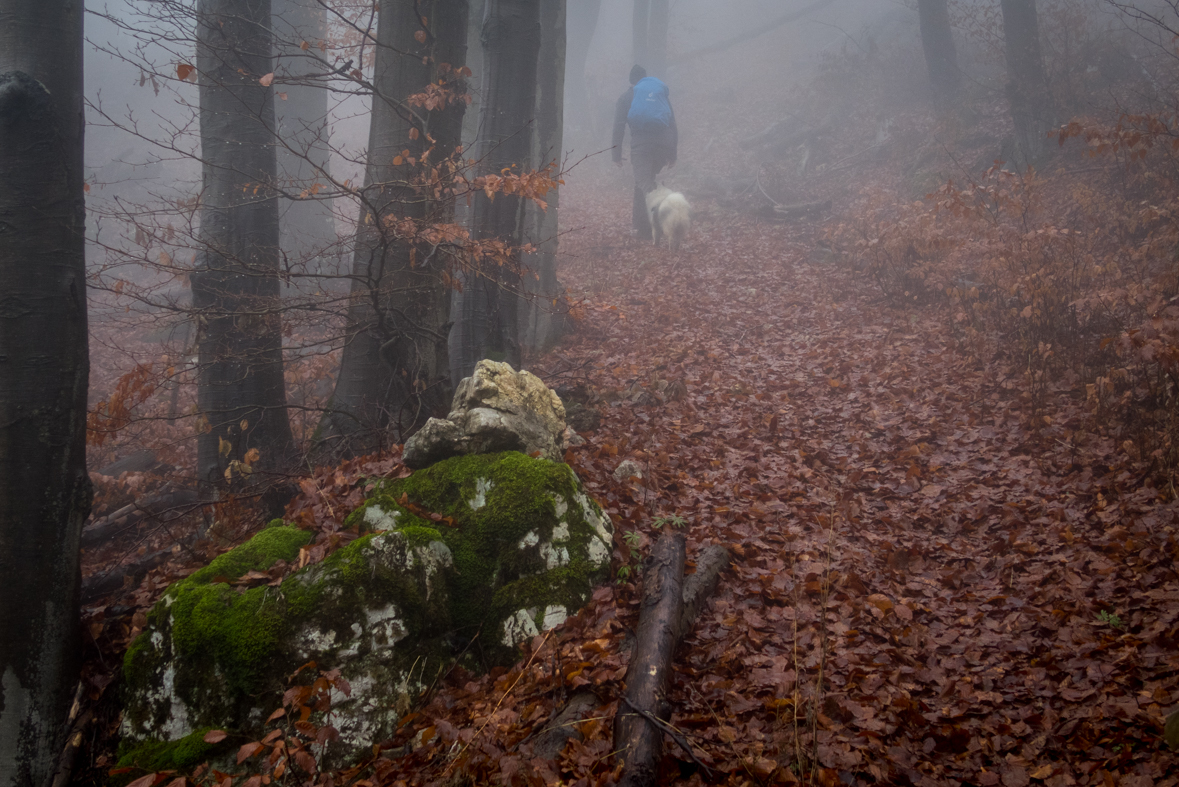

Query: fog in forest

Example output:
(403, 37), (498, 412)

(13, 1), (1179, 783)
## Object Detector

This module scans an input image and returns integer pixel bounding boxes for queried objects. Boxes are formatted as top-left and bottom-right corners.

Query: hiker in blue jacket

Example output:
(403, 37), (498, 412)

(613, 65), (678, 240)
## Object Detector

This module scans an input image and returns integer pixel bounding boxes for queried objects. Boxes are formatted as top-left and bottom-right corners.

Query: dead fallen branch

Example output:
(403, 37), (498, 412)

(771, 200), (833, 221)
(81, 488), (199, 548)
(613, 536), (730, 786)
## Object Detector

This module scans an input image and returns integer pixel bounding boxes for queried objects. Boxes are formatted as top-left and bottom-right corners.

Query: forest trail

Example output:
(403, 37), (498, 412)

(416, 168), (1179, 786)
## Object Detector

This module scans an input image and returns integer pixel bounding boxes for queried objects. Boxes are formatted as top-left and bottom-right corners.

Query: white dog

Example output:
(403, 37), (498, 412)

(645, 186), (691, 251)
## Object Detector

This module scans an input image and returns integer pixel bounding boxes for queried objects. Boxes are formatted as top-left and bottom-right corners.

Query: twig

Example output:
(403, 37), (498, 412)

(620, 697), (713, 778)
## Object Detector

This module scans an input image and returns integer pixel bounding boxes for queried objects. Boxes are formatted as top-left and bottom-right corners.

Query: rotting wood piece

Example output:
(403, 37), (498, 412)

(81, 488), (199, 548)
(536, 544), (729, 765)
(769, 200), (833, 221)
(677, 544), (731, 641)
(81, 539), (192, 604)
(614, 533), (685, 787)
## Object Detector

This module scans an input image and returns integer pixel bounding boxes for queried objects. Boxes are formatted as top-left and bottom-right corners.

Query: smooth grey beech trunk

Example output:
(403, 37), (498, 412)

(0, 0), (90, 781)
(1000, 0), (1053, 167)
(273, 0), (336, 283)
(519, 0), (566, 354)
(449, 0), (542, 383)
(317, 0), (469, 458)
(192, 0), (296, 493)
(632, 0), (649, 69)
(647, 0), (668, 76)
(917, 0), (960, 109)
(564, 0), (601, 136)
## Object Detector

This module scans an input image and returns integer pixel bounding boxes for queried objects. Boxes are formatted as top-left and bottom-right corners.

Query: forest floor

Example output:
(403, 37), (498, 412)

(75, 163), (1179, 787)
(355, 161), (1179, 787)
(76, 87), (1179, 787)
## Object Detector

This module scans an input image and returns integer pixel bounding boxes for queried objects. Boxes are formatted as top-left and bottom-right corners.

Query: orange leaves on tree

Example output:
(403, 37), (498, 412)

(87, 363), (158, 447)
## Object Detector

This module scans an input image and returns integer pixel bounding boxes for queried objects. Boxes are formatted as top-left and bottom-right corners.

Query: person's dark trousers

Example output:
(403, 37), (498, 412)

(630, 131), (674, 239)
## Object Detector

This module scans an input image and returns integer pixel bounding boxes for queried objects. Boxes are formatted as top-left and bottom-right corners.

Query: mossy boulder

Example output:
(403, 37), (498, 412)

(347, 451), (613, 662)
(121, 452), (612, 769)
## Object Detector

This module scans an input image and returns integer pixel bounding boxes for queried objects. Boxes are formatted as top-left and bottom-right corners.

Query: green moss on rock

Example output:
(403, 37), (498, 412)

(359, 452), (612, 661)
(116, 727), (229, 773)
(121, 452), (612, 770)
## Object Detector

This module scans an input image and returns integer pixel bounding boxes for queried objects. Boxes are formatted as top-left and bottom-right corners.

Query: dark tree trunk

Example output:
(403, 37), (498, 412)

(1000, 0), (1053, 167)
(563, 0), (600, 135)
(193, 0), (296, 492)
(0, 0), (90, 779)
(916, 0), (960, 108)
(647, 0), (668, 76)
(449, 0), (541, 382)
(632, 0), (649, 68)
(519, 0), (565, 354)
(317, 0), (469, 458)
(273, 0), (336, 284)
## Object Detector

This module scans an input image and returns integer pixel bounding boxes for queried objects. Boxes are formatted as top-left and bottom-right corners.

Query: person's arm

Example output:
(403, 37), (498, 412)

(612, 88), (632, 163)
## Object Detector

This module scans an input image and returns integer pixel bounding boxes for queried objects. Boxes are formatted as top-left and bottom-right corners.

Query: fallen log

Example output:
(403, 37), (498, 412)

(81, 545), (179, 603)
(81, 488), (199, 548)
(677, 544), (731, 641)
(533, 544), (730, 766)
(613, 536), (732, 786)
(615, 533), (685, 787)
(49, 682), (91, 787)
(771, 200), (833, 221)
(95, 449), (165, 478)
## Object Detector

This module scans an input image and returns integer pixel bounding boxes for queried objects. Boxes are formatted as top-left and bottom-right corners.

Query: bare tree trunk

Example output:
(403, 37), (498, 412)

(564, 0), (600, 136)
(0, 0), (91, 780)
(632, 0), (649, 67)
(318, 0), (469, 458)
(273, 0), (336, 284)
(193, 0), (296, 494)
(519, 0), (566, 354)
(450, 0), (541, 381)
(647, 0), (668, 76)
(1000, 0), (1053, 167)
(916, 0), (960, 108)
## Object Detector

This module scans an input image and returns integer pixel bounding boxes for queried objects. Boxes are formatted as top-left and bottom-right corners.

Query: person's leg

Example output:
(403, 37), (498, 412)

(631, 137), (658, 239)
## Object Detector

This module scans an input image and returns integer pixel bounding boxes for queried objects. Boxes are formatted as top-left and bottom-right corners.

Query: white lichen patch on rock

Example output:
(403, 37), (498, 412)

(517, 530), (539, 549)
(551, 521), (570, 542)
(365, 603), (408, 649)
(501, 608), (540, 646)
(550, 492), (568, 519)
(468, 477), (494, 510)
(587, 536), (610, 568)
(363, 505), (401, 530)
(539, 542), (571, 569)
(292, 624), (342, 660)
(542, 605), (567, 629)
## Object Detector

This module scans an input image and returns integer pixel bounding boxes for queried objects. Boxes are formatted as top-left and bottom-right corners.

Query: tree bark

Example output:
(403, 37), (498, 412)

(916, 0), (960, 109)
(317, 0), (469, 459)
(449, 0), (541, 382)
(632, 0), (649, 68)
(519, 0), (565, 354)
(647, 0), (668, 76)
(1000, 0), (1053, 167)
(193, 0), (296, 494)
(563, 0), (600, 136)
(615, 534), (686, 787)
(273, 0), (336, 284)
(0, 0), (91, 780)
